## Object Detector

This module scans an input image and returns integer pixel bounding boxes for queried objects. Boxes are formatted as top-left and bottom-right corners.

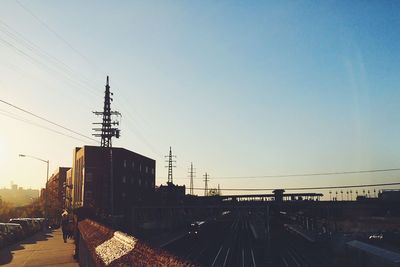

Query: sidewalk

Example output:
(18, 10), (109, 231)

(0, 229), (78, 267)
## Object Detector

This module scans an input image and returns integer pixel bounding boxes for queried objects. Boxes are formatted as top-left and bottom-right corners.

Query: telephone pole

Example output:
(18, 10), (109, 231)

(203, 173), (209, 197)
(165, 147), (176, 185)
(188, 162), (195, 195)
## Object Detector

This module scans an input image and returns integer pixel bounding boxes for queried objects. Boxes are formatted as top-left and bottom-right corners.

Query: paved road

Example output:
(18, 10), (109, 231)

(0, 229), (78, 267)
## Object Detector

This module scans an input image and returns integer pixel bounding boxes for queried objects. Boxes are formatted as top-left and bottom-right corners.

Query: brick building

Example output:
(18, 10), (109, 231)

(46, 167), (71, 223)
(64, 168), (73, 211)
(71, 146), (156, 218)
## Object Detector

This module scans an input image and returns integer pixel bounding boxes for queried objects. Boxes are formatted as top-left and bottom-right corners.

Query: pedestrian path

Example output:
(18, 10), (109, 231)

(0, 229), (78, 267)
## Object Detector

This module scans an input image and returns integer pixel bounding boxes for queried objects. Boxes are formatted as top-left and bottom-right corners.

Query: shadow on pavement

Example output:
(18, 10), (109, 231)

(0, 230), (54, 265)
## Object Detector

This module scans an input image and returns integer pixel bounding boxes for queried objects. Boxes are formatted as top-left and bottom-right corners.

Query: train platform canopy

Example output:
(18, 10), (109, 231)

(347, 240), (400, 263)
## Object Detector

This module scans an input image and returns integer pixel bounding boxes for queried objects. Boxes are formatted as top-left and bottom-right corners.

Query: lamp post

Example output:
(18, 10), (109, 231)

(19, 154), (49, 225)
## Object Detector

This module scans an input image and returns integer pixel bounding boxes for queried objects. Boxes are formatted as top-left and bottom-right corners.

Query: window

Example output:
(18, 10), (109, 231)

(122, 192), (126, 198)
(131, 160), (135, 169)
(122, 176), (126, 183)
(145, 166), (148, 173)
(139, 164), (142, 172)
(138, 178), (142, 186)
(151, 168), (154, 175)
(123, 160), (127, 168)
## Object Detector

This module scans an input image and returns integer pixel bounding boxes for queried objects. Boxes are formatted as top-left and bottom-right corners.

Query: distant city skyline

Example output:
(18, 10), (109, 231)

(1, 1), (400, 197)
(0, 181), (39, 206)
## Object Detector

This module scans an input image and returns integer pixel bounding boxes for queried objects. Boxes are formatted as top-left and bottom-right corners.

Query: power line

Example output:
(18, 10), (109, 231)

(185, 168), (400, 180)
(11, 3), (165, 157)
(0, 26), (101, 100)
(14, 1), (166, 157)
(158, 167), (400, 182)
(0, 20), (101, 95)
(0, 109), (90, 143)
(15, 0), (94, 67)
(0, 26), (156, 155)
(0, 99), (98, 143)
(190, 182), (400, 192)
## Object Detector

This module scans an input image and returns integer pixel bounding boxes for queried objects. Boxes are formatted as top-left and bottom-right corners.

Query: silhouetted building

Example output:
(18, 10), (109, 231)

(72, 146), (155, 217)
(157, 182), (186, 204)
(47, 167), (70, 222)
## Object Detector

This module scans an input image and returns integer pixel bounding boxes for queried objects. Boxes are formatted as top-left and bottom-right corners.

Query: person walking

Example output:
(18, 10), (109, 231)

(61, 210), (69, 243)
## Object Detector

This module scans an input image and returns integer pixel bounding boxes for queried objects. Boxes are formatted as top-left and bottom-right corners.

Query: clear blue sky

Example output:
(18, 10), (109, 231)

(0, 1), (399, 198)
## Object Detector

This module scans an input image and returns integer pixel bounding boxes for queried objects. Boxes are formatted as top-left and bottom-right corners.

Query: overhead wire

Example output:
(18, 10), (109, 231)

(0, 99), (99, 143)
(0, 18), (105, 144)
(0, 34), (101, 115)
(158, 167), (400, 182)
(13, 1), (173, 162)
(190, 181), (400, 192)
(11, 2), (400, 192)
(0, 21), (101, 99)
(13, 4), (164, 157)
(0, 109), (92, 143)
(0, 20), (101, 93)
(13, 1), (168, 157)
(15, 0), (94, 67)
(200, 168), (400, 179)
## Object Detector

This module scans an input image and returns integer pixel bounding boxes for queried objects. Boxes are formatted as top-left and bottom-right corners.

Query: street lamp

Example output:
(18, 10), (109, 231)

(19, 154), (49, 225)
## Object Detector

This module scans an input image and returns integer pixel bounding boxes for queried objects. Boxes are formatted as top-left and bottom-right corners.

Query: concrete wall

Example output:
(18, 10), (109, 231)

(77, 219), (195, 267)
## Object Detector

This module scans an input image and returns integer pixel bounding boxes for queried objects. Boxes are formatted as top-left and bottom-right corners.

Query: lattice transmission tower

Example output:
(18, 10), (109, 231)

(203, 173), (209, 196)
(165, 147), (176, 185)
(92, 76), (121, 147)
(188, 162), (196, 195)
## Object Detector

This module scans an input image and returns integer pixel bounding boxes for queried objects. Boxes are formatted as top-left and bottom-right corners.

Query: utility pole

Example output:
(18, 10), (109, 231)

(188, 162), (195, 195)
(165, 147), (176, 185)
(203, 173), (209, 197)
(92, 76), (121, 217)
